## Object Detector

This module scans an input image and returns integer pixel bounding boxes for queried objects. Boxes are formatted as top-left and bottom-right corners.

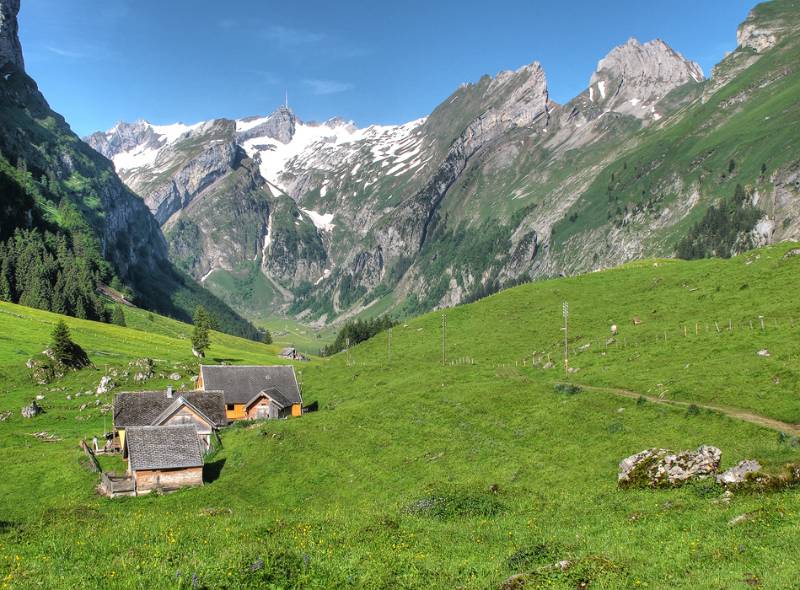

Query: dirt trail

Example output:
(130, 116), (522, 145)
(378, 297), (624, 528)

(575, 383), (800, 436)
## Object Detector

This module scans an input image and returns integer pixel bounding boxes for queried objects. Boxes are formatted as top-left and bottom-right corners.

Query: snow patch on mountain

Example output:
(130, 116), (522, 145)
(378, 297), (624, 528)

(300, 208), (335, 232)
(240, 115), (426, 192)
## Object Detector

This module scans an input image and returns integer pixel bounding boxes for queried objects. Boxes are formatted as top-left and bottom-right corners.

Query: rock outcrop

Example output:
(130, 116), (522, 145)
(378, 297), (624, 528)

(717, 460), (762, 485)
(618, 445), (721, 488)
(588, 38), (703, 120)
(237, 106), (297, 144)
(0, 0), (22, 71)
(735, 3), (798, 53)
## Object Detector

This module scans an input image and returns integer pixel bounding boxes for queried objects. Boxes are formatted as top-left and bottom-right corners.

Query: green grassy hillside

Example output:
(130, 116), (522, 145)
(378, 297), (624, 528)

(1, 244), (799, 588)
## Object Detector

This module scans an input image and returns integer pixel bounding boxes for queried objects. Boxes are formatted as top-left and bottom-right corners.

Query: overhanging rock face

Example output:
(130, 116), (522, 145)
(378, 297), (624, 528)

(0, 0), (23, 71)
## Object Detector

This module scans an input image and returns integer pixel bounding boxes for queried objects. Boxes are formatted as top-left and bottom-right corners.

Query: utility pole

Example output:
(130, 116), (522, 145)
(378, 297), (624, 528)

(346, 337), (351, 367)
(441, 313), (447, 366)
(562, 301), (569, 375)
(387, 327), (392, 367)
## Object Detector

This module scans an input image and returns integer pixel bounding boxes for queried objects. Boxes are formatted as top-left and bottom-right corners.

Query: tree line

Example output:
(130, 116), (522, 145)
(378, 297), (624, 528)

(321, 316), (395, 357)
(0, 228), (109, 321)
(676, 184), (763, 260)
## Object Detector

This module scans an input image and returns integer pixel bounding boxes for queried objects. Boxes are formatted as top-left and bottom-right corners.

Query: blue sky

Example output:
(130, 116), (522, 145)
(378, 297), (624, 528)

(19, 0), (754, 136)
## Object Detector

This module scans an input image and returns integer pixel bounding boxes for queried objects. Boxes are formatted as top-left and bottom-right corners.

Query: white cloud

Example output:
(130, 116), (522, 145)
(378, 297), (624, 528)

(263, 25), (326, 47)
(302, 79), (354, 96)
(43, 45), (86, 59)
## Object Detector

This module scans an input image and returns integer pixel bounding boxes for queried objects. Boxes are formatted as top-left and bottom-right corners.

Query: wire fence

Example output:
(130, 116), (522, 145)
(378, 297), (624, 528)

(339, 313), (800, 372)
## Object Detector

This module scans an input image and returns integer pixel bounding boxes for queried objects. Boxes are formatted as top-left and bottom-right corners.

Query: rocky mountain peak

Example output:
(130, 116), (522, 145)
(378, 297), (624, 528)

(87, 120), (163, 160)
(587, 37), (703, 119)
(0, 0), (23, 71)
(236, 105), (297, 144)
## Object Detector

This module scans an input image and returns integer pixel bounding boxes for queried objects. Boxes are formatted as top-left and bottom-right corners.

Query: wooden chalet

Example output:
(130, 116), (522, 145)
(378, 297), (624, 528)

(123, 424), (204, 494)
(112, 386), (226, 451)
(197, 365), (303, 421)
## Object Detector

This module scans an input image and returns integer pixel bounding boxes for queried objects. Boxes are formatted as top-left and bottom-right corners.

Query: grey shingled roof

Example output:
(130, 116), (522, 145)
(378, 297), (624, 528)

(126, 425), (204, 471)
(200, 365), (302, 406)
(113, 390), (226, 428)
(245, 387), (291, 410)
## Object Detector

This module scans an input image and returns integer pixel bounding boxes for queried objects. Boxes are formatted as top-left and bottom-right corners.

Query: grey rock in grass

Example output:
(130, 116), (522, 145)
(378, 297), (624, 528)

(717, 460), (762, 485)
(169, 373), (182, 381)
(96, 376), (115, 395)
(21, 400), (43, 418)
(729, 512), (757, 526)
(619, 445), (721, 488)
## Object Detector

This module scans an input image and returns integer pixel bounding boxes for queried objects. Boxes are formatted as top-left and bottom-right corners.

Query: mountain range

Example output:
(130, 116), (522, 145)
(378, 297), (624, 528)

(3, 0), (799, 331)
(85, 1), (800, 327)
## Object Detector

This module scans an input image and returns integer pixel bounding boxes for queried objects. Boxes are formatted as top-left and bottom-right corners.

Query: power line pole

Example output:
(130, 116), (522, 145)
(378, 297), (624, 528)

(346, 337), (351, 367)
(387, 327), (392, 367)
(562, 301), (569, 375)
(441, 313), (447, 365)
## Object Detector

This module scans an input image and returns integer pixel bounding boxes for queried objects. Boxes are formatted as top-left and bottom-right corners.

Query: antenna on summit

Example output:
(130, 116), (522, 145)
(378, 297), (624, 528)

(284, 90), (289, 110)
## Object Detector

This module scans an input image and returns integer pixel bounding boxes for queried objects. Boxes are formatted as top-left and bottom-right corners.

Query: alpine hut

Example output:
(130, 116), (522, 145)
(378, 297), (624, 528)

(113, 386), (226, 451)
(196, 365), (303, 421)
(124, 424), (204, 494)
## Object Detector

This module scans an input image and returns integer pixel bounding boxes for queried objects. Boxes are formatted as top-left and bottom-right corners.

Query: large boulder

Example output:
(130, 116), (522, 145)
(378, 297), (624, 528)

(717, 460), (762, 486)
(618, 445), (721, 488)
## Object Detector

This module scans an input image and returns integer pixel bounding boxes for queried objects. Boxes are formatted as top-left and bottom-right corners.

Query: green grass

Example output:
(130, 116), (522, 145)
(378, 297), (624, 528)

(2, 244), (800, 588)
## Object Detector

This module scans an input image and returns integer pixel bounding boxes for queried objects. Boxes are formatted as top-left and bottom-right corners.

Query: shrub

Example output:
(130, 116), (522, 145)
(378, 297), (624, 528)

(111, 304), (126, 327)
(507, 542), (564, 570)
(554, 383), (582, 395)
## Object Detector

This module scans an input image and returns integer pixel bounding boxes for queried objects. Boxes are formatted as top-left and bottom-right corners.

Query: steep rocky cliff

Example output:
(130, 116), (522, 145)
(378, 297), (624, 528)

(0, 0), (259, 337)
(0, 0), (22, 71)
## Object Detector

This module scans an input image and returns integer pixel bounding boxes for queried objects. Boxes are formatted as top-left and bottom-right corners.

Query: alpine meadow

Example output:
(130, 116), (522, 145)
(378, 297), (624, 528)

(1, 1), (800, 589)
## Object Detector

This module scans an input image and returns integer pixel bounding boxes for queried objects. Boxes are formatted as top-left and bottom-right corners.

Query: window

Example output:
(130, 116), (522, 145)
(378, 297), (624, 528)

(226, 404), (234, 411)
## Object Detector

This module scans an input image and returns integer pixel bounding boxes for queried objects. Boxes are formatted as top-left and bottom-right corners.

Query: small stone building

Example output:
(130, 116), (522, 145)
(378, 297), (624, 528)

(124, 424), (204, 494)
(197, 365), (303, 421)
(113, 387), (226, 451)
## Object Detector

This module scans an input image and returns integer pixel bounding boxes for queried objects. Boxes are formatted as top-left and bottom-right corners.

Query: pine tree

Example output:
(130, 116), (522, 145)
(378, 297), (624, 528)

(0, 245), (13, 301)
(191, 305), (211, 356)
(50, 320), (74, 365)
(111, 304), (126, 327)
